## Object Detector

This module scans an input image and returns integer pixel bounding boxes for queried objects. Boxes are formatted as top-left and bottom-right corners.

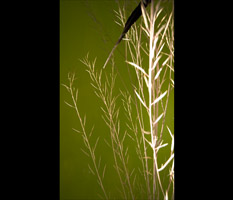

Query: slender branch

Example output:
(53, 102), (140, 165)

(65, 74), (108, 200)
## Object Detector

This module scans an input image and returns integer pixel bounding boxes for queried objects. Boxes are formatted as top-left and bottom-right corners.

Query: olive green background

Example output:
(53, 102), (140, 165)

(60, 0), (174, 199)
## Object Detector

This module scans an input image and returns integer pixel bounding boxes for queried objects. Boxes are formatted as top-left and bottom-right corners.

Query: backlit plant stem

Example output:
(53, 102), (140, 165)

(68, 74), (108, 200)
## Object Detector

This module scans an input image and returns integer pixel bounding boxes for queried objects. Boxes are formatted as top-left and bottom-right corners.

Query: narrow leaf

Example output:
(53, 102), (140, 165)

(154, 67), (163, 81)
(93, 136), (100, 153)
(101, 115), (111, 128)
(171, 137), (174, 152)
(124, 146), (129, 157)
(72, 128), (82, 134)
(161, 11), (173, 41)
(88, 164), (95, 175)
(154, 24), (165, 41)
(144, 76), (149, 88)
(135, 90), (148, 110)
(133, 173), (137, 187)
(156, 143), (168, 151)
(98, 156), (101, 169)
(80, 148), (89, 157)
(127, 133), (135, 141)
(64, 101), (74, 108)
(82, 135), (89, 148)
(102, 164), (106, 179)
(121, 131), (127, 145)
(89, 125), (95, 139)
(143, 130), (151, 135)
(167, 126), (174, 139)
(140, 25), (150, 37)
(114, 20), (122, 27)
(90, 83), (98, 90)
(146, 170), (152, 176)
(126, 154), (129, 164)
(165, 191), (168, 200)
(156, 7), (163, 18)
(130, 168), (135, 177)
(153, 113), (164, 125)
(142, 156), (152, 160)
(162, 56), (170, 67)
(75, 89), (79, 101)
(151, 55), (162, 71)
(104, 138), (111, 148)
(170, 78), (174, 85)
(167, 126), (174, 151)
(126, 61), (148, 77)
(83, 115), (86, 126)
(144, 137), (153, 149)
(126, 123), (133, 131)
(61, 83), (70, 92)
(151, 91), (167, 105)
(158, 153), (174, 172)
(157, 43), (165, 58)
(141, 2), (149, 31)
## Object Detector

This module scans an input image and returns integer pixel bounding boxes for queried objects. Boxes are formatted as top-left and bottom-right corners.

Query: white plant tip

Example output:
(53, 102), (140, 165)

(141, 2), (149, 31)
(135, 89), (148, 110)
(154, 67), (163, 81)
(153, 113), (164, 125)
(152, 91), (167, 105)
(158, 154), (174, 172)
(151, 55), (162, 71)
(126, 61), (148, 77)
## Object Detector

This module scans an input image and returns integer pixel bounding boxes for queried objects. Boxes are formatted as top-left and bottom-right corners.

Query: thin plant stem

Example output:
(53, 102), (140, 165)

(66, 74), (108, 200)
(85, 59), (128, 199)
(125, 23), (152, 200)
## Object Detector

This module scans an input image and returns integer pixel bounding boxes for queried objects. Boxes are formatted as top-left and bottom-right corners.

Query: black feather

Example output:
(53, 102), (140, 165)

(103, 0), (151, 68)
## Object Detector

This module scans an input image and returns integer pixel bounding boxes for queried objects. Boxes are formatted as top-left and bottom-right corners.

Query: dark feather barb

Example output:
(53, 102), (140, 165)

(103, 0), (151, 68)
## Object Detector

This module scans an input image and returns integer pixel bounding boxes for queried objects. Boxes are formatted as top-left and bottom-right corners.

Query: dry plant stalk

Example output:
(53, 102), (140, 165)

(62, 72), (109, 199)
(63, 0), (174, 199)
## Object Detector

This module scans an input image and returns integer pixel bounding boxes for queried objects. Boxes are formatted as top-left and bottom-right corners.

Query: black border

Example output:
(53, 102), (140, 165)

(7, 0), (60, 199)
(31, 1), (60, 198)
(174, 1), (225, 199)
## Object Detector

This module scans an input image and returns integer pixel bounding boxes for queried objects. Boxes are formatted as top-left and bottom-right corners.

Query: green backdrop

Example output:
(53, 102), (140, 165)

(60, 0), (174, 199)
